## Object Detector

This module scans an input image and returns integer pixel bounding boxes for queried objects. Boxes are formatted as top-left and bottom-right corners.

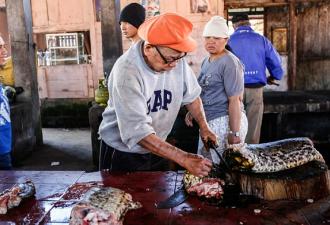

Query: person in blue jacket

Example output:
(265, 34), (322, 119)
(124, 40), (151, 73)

(0, 35), (12, 170)
(228, 13), (284, 144)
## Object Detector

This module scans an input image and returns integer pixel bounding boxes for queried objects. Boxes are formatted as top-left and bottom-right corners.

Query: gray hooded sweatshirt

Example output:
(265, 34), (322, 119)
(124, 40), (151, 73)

(99, 40), (201, 154)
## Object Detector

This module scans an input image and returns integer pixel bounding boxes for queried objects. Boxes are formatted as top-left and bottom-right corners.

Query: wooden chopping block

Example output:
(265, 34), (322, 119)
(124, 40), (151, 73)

(237, 161), (330, 200)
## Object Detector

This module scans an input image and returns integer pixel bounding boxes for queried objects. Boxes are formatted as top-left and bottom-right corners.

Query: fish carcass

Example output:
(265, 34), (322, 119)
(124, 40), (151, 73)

(182, 164), (227, 203)
(223, 137), (325, 173)
(69, 187), (142, 225)
(182, 137), (324, 203)
(0, 179), (36, 214)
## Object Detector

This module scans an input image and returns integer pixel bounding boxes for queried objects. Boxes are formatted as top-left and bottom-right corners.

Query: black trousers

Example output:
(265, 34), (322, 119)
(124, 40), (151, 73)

(99, 140), (171, 171)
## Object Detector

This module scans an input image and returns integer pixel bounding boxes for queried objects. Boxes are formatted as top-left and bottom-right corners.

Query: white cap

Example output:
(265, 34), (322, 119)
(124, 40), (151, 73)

(203, 16), (229, 38)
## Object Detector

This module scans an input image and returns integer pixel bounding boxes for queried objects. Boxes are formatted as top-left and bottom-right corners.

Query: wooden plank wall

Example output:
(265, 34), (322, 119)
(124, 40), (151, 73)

(37, 64), (93, 98)
(30, 0), (226, 99)
(264, 7), (289, 91)
(120, 0), (224, 75)
(31, 0), (94, 33)
(296, 1), (330, 90)
(6, 0), (328, 99)
(226, 0), (329, 91)
(31, 0), (102, 98)
(296, 2), (330, 60)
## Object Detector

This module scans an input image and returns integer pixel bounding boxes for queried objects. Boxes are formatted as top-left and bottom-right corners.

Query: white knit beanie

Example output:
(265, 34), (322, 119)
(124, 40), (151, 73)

(203, 16), (229, 38)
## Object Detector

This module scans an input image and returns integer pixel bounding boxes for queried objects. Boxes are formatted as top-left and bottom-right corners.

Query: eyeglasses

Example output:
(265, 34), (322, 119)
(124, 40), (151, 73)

(154, 46), (187, 64)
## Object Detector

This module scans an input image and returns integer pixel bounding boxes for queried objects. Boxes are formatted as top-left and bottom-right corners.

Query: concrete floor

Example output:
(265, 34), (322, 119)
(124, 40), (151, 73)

(13, 128), (98, 172)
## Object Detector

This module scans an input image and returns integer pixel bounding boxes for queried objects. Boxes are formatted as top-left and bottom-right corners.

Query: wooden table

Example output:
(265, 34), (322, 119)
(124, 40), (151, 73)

(1, 170), (330, 224)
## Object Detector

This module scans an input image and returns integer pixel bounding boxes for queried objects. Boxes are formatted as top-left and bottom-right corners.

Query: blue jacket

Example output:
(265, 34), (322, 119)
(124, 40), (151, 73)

(228, 26), (284, 88)
(0, 83), (12, 155)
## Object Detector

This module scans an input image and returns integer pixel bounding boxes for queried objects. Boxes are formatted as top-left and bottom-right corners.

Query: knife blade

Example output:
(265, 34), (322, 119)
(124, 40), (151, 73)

(157, 186), (189, 209)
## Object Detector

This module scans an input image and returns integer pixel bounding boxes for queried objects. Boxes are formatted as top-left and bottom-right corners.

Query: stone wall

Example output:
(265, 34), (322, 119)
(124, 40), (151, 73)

(10, 103), (42, 166)
(40, 98), (93, 128)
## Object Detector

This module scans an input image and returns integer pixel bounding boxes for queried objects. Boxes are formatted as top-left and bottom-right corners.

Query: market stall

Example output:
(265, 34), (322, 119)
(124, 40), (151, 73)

(1, 170), (330, 224)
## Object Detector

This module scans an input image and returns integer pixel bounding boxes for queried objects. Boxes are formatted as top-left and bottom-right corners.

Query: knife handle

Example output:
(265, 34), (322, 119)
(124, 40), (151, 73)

(208, 141), (233, 178)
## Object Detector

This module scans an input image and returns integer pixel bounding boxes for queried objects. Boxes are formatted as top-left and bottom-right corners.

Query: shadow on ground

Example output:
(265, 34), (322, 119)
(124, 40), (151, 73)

(13, 128), (98, 172)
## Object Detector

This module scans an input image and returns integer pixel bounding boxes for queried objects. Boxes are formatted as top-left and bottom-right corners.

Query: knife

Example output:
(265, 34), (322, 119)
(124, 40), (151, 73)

(209, 142), (241, 206)
(156, 186), (189, 209)
(208, 142), (233, 179)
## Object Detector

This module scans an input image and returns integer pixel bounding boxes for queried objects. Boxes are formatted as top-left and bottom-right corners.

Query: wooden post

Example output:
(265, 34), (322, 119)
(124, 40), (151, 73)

(5, 0), (42, 145)
(100, 0), (123, 75)
(288, 2), (297, 90)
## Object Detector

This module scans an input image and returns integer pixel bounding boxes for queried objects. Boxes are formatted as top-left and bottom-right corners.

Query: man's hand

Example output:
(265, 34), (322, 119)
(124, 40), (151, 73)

(139, 135), (213, 178)
(200, 128), (218, 151)
(182, 153), (213, 178)
(267, 76), (279, 86)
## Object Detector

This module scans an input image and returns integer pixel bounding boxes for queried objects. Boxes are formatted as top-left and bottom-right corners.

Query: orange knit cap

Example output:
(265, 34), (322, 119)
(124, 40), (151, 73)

(138, 13), (197, 53)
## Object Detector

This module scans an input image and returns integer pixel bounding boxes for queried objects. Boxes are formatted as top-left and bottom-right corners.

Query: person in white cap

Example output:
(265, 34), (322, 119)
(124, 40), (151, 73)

(99, 13), (218, 178)
(185, 16), (248, 164)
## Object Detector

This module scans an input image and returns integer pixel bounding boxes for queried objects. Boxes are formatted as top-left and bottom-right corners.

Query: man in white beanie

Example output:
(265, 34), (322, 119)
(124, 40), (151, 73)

(185, 16), (248, 164)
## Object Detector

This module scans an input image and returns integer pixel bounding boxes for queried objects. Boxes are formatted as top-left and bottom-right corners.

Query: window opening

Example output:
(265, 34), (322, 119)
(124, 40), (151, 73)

(228, 8), (264, 36)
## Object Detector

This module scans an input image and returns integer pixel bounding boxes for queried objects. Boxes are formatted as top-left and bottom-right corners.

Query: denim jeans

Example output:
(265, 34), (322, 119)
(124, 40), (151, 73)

(0, 153), (13, 170)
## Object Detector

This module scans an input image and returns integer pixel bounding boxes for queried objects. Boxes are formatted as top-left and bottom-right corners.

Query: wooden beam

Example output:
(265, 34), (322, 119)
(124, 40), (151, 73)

(5, 0), (42, 144)
(264, 7), (268, 38)
(225, 2), (288, 8)
(288, 2), (297, 90)
(100, 0), (123, 75)
(32, 23), (91, 34)
(225, 0), (325, 8)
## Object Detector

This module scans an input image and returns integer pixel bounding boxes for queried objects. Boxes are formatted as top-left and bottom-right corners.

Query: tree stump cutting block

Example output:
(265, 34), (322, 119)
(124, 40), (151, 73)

(237, 161), (330, 200)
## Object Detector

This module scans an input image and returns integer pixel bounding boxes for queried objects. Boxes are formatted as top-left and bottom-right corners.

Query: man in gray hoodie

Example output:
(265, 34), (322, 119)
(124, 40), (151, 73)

(99, 13), (218, 178)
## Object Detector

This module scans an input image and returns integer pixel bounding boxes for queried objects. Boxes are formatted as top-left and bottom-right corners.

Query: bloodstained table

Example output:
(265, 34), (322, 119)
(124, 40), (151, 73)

(1, 170), (330, 224)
